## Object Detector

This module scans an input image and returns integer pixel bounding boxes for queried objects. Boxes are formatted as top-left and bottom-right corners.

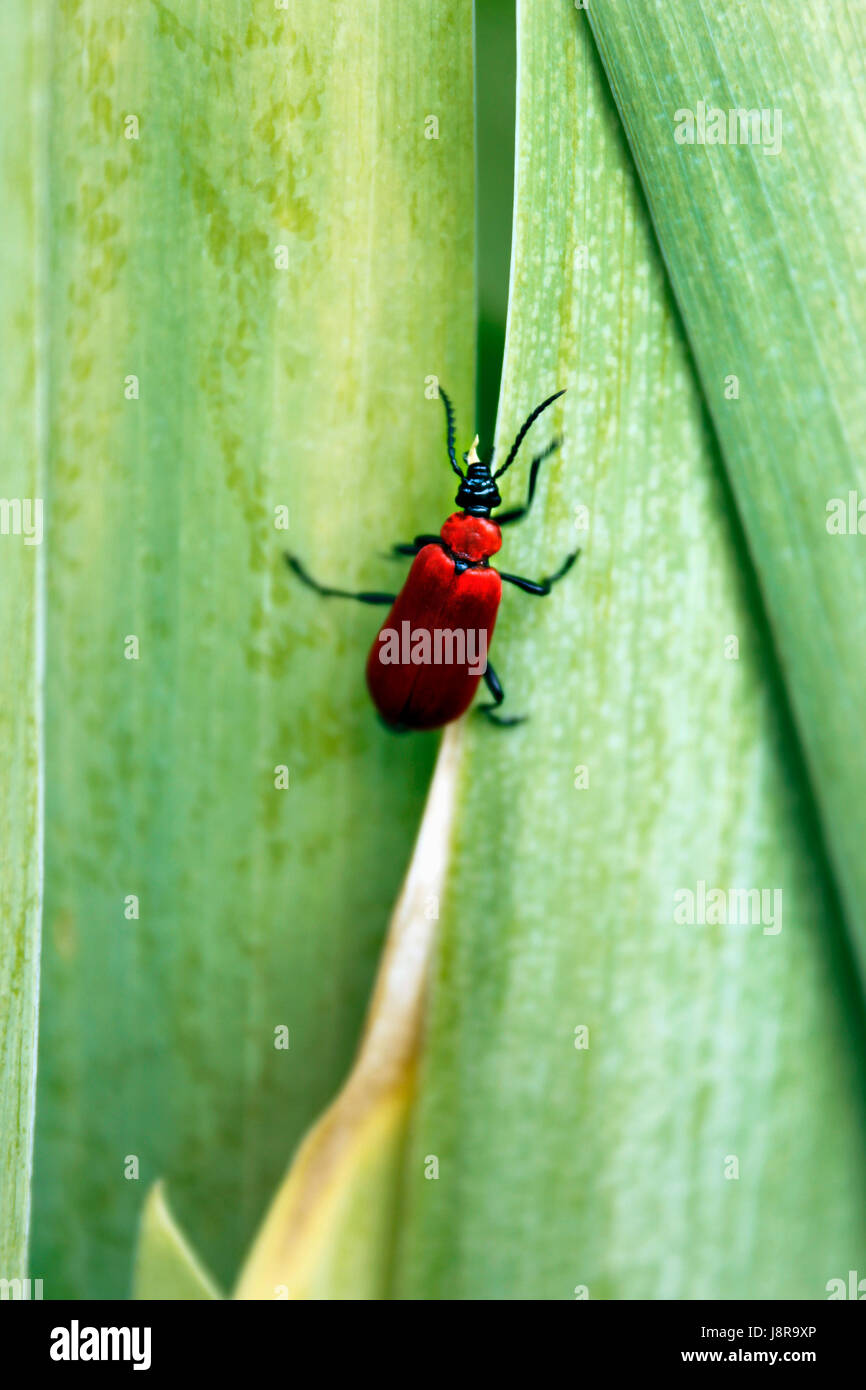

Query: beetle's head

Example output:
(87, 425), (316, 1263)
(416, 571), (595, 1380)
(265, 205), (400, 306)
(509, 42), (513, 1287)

(455, 436), (501, 515)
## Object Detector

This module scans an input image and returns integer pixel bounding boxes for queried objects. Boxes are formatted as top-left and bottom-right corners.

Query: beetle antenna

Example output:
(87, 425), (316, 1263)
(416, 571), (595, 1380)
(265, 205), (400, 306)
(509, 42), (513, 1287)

(492, 389), (566, 480)
(439, 387), (464, 480)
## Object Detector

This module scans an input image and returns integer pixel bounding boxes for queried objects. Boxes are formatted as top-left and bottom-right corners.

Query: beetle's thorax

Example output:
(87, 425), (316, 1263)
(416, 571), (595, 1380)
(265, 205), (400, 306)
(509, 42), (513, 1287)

(440, 512), (502, 563)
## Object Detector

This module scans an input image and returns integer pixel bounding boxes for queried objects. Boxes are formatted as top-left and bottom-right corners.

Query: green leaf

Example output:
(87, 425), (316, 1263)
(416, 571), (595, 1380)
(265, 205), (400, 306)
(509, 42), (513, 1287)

(32, 0), (474, 1297)
(235, 730), (461, 1300)
(133, 1182), (221, 1300)
(388, 0), (866, 1299)
(585, 1), (866, 966)
(0, 0), (45, 1281)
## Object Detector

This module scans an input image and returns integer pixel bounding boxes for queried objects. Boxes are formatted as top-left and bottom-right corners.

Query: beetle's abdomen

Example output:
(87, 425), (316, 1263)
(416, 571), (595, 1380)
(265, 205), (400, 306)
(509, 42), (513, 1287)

(366, 544), (501, 730)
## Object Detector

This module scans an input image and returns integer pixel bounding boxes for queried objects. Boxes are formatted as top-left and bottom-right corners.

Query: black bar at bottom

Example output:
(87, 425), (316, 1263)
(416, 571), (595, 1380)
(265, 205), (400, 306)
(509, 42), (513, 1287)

(4, 1298), (864, 1374)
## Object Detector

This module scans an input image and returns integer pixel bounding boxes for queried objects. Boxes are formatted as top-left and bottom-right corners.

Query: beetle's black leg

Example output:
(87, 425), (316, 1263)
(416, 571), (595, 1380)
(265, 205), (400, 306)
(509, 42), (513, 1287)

(499, 549), (580, 595)
(477, 661), (526, 727)
(495, 439), (560, 526)
(285, 554), (396, 605)
(386, 534), (443, 559)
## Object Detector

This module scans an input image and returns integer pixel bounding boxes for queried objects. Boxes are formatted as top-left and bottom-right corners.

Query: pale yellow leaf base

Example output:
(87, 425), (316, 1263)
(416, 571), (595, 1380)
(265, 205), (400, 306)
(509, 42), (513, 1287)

(234, 725), (462, 1299)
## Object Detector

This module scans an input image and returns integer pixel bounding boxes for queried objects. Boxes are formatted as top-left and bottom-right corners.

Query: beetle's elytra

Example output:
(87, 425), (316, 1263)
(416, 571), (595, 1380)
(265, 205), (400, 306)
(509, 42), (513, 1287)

(286, 388), (579, 730)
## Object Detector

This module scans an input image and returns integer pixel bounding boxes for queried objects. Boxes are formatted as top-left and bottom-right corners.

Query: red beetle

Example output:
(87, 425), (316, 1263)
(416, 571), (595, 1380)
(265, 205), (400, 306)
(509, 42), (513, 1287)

(286, 388), (578, 729)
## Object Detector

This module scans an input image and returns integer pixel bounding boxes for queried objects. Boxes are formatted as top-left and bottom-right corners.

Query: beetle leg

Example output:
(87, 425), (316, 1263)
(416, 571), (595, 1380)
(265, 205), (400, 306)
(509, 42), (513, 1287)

(495, 439), (560, 526)
(477, 661), (526, 727)
(285, 554), (396, 605)
(386, 534), (444, 559)
(499, 548), (580, 595)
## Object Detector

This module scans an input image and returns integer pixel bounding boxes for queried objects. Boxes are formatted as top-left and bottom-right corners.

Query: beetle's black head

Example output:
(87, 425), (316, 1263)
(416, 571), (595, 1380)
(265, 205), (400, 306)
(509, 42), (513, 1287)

(455, 437), (501, 515)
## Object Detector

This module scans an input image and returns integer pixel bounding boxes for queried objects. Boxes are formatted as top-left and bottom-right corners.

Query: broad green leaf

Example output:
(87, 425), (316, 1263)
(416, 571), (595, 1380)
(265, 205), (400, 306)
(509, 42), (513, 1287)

(33, 0), (474, 1297)
(235, 729), (461, 1300)
(390, 0), (866, 1299)
(0, 1), (45, 1281)
(585, 1), (866, 966)
(133, 1182), (221, 1300)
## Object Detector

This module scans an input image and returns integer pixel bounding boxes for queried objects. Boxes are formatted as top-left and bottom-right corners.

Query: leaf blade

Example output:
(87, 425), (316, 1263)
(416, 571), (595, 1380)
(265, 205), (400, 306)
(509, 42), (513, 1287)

(33, 0), (475, 1297)
(133, 1182), (222, 1301)
(0, 0), (45, 1282)
(585, 0), (866, 967)
(390, 0), (866, 1300)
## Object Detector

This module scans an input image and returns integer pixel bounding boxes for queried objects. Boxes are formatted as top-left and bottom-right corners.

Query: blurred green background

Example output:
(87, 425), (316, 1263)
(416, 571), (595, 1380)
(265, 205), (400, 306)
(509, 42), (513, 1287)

(476, 0), (515, 446)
